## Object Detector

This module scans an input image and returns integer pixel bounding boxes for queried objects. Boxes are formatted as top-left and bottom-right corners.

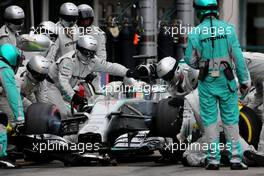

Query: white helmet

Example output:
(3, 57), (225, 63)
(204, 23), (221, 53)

(77, 35), (97, 64)
(156, 57), (178, 81)
(59, 2), (78, 27)
(4, 5), (25, 32)
(27, 55), (50, 81)
(38, 21), (58, 42)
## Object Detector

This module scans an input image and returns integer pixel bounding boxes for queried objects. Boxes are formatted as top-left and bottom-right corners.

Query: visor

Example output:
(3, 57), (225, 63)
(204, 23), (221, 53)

(77, 46), (96, 58)
(79, 10), (94, 19)
(60, 15), (78, 22)
(6, 18), (24, 25)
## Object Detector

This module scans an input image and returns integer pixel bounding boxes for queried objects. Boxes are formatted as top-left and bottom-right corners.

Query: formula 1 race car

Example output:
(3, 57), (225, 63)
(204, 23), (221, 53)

(6, 78), (261, 167)
(6, 79), (184, 166)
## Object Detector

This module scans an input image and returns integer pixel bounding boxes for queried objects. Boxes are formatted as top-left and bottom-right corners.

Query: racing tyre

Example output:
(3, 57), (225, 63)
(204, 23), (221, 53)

(239, 106), (262, 149)
(153, 97), (183, 137)
(25, 103), (61, 135)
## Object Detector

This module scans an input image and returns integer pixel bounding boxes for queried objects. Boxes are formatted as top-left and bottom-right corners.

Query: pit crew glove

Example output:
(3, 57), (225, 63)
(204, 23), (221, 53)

(85, 73), (97, 83)
(239, 84), (250, 99)
(71, 93), (85, 106)
(13, 117), (25, 134)
(126, 69), (139, 79)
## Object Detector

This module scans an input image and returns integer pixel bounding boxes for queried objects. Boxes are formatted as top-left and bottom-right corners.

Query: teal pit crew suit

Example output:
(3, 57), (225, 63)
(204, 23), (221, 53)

(0, 44), (24, 158)
(185, 0), (251, 168)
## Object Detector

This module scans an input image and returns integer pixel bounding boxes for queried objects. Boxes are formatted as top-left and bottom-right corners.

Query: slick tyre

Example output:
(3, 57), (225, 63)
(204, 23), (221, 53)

(25, 103), (61, 135)
(153, 97), (183, 137)
(239, 106), (262, 149)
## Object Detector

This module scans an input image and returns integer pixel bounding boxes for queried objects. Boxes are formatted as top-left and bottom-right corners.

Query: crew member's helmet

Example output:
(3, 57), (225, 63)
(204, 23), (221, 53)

(59, 2), (78, 27)
(4, 5), (25, 32)
(193, 0), (219, 21)
(27, 55), (50, 81)
(77, 35), (97, 64)
(77, 4), (94, 27)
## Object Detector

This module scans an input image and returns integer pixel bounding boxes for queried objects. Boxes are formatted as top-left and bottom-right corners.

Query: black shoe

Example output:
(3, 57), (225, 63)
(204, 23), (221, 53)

(230, 163), (248, 170)
(243, 150), (256, 166)
(244, 150), (264, 166)
(181, 157), (190, 167)
(0, 157), (20, 169)
(205, 163), (220, 170)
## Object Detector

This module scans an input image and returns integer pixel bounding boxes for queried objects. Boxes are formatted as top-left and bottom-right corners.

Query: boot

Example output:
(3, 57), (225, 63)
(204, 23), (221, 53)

(205, 163), (220, 170)
(244, 150), (264, 166)
(230, 162), (248, 170)
(0, 156), (20, 169)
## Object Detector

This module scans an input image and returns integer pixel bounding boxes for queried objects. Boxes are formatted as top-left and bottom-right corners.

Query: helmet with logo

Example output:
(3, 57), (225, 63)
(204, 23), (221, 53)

(77, 35), (97, 64)
(38, 21), (58, 42)
(27, 55), (50, 81)
(156, 57), (179, 81)
(193, 0), (219, 21)
(4, 5), (25, 32)
(59, 2), (78, 27)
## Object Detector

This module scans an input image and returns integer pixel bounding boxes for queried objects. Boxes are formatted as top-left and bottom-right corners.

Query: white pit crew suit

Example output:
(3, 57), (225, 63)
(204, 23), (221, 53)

(243, 52), (264, 155)
(41, 40), (59, 63)
(55, 22), (79, 59)
(79, 25), (107, 91)
(47, 50), (128, 118)
(15, 67), (48, 109)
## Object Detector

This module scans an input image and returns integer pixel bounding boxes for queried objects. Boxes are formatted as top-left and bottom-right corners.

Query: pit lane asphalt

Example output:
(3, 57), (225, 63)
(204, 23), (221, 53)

(2, 161), (264, 176)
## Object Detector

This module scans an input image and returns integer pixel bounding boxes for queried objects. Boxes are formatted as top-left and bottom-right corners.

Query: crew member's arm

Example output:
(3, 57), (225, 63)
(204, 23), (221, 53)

(34, 81), (48, 103)
(184, 33), (201, 69)
(58, 58), (75, 102)
(229, 26), (251, 86)
(0, 68), (24, 121)
(92, 57), (128, 77)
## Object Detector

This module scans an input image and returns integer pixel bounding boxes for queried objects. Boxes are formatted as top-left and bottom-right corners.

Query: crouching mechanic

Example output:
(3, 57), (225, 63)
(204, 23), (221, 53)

(47, 35), (138, 118)
(242, 52), (264, 109)
(0, 5), (25, 46)
(156, 57), (255, 167)
(16, 55), (50, 109)
(0, 44), (24, 168)
(241, 52), (264, 166)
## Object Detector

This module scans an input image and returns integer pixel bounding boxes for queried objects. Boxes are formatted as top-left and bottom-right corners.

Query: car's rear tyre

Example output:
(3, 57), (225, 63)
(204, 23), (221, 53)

(153, 97), (183, 137)
(25, 103), (61, 135)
